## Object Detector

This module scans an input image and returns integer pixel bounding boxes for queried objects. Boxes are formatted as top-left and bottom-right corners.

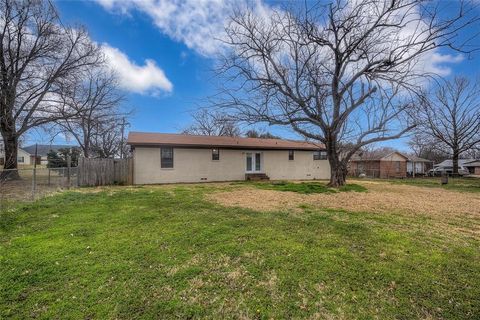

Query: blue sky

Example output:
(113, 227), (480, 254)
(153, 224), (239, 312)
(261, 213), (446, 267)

(27, 0), (480, 151)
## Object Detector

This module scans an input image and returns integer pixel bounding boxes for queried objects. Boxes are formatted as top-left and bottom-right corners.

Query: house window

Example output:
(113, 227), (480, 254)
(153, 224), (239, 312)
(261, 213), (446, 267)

(314, 150), (327, 160)
(17, 156), (24, 163)
(288, 150), (294, 160)
(395, 161), (401, 173)
(212, 148), (220, 161)
(161, 147), (173, 168)
(255, 153), (261, 171)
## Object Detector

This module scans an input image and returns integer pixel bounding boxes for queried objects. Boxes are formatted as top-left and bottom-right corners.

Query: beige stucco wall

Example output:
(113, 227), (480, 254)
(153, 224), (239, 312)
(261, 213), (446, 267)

(263, 150), (330, 180)
(17, 148), (31, 166)
(133, 147), (330, 184)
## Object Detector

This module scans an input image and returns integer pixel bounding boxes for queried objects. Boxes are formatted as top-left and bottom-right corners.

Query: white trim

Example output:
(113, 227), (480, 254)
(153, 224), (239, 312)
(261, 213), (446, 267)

(245, 151), (263, 173)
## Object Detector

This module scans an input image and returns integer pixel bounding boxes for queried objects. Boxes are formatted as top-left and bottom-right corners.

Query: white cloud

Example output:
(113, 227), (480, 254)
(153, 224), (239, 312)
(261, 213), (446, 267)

(96, 0), (462, 79)
(101, 44), (173, 94)
(95, 0), (271, 56)
(420, 53), (464, 77)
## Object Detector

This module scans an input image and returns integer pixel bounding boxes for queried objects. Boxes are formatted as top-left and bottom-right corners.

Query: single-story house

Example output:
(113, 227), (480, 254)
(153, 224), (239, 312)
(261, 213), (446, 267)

(464, 160), (480, 175)
(405, 155), (433, 177)
(433, 159), (476, 175)
(349, 151), (432, 178)
(127, 132), (330, 184)
(22, 144), (77, 165)
(349, 151), (408, 178)
(0, 146), (32, 166)
(0, 144), (78, 166)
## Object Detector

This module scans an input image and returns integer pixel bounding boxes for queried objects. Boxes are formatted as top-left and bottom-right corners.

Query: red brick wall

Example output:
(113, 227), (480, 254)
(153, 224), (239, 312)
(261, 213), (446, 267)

(379, 160), (407, 178)
(349, 160), (381, 177)
(350, 159), (408, 178)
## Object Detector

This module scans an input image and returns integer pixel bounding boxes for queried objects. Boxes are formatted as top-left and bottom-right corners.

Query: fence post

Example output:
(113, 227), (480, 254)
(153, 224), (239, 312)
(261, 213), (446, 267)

(31, 166), (36, 200)
(31, 144), (38, 200)
(66, 155), (71, 189)
(48, 168), (51, 186)
(77, 157), (82, 187)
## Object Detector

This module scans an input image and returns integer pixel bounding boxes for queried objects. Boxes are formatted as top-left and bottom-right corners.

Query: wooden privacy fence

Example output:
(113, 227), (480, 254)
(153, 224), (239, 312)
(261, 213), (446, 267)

(77, 158), (133, 186)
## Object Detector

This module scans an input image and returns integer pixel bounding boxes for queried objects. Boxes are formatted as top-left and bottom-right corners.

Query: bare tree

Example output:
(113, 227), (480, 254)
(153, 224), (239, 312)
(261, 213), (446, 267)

(57, 70), (125, 158)
(215, 0), (478, 186)
(244, 129), (280, 139)
(182, 109), (241, 137)
(0, 0), (100, 178)
(91, 116), (130, 158)
(418, 76), (480, 174)
(408, 131), (449, 163)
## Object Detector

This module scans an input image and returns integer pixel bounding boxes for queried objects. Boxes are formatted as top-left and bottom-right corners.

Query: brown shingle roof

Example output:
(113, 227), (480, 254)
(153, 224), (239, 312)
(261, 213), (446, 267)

(351, 151), (408, 161)
(464, 160), (480, 167)
(127, 132), (324, 150)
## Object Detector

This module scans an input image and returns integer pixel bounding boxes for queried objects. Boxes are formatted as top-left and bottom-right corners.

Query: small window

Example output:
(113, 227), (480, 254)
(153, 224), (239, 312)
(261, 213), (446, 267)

(288, 150), (294, 160)
(17, 156), (24, 163)
(395, 161), (401, 173)
(161, 147), (173, 168)
(313, 150), (327, 160)
(212, 148), (220, 161)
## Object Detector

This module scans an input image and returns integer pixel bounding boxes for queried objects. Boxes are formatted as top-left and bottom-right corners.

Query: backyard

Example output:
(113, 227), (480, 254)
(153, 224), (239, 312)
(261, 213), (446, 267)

(1, 178), (479, 319)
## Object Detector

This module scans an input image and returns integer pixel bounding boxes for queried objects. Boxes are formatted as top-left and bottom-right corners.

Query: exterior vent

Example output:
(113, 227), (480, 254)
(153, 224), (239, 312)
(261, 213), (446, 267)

(200, 177), (208, 181)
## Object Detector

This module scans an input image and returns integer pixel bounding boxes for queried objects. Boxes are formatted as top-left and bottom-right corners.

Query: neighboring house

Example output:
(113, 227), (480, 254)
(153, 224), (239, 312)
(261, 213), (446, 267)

(349, 151), (409, 178)
(0, 142), (32, 166)
(434, 159), (479, 175)
(22, 144), (77, 165)
(127, 132), (330, 184)
(464, 160), (480, 175)
(16, 148), (33, 165)
(350, 151), (432, 178)
(406, 155), (433, 177)
(0, 143), (78, 166)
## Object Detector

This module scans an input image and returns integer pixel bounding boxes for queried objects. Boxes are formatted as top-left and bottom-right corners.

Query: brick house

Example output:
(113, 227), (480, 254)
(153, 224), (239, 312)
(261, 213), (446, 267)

(349, 151), (410, 178)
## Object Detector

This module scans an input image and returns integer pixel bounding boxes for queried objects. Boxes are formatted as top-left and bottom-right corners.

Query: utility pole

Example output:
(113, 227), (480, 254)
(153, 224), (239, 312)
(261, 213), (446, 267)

(120, 117), (125, 159)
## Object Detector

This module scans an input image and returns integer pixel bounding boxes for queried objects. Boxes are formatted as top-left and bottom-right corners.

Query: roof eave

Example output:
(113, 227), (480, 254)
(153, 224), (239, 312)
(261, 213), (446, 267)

(127, 142), (322, 151)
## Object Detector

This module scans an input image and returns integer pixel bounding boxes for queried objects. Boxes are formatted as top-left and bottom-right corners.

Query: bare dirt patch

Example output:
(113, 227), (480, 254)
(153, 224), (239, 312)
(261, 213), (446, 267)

(207, 181), (480, 219)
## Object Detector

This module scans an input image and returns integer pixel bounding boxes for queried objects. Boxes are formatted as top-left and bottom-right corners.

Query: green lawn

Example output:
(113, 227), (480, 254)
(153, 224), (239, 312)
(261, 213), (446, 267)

(1, 184), (479, 319)
(244, 180), (367, 194)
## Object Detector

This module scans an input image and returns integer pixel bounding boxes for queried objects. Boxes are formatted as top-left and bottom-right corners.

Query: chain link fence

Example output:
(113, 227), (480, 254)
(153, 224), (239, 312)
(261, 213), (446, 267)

(0, 167), (78, 211)
(348, 168), (431, 179)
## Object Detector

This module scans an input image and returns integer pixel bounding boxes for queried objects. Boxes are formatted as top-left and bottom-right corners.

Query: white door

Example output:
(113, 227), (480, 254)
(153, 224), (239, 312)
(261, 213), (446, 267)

(246, 152), (262, 173)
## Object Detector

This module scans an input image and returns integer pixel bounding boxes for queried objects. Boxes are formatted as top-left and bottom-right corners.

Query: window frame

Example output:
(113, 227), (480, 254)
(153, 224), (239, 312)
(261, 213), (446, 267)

(288, 150), (294, 161)
(395, 161), (401, 173)
(212, 148), (220, 161)
(160, 147), (174, 169)
(313, 150), (327, 160)
(17, 156), (25, 163)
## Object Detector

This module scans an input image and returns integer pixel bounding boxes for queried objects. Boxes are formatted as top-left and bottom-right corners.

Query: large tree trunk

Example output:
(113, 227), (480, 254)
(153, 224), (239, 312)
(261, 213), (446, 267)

(326, 141), (347, 187)
(1, 132), (20, 180)
(328, 160), (347, 187)
(452, 149), (459, 176)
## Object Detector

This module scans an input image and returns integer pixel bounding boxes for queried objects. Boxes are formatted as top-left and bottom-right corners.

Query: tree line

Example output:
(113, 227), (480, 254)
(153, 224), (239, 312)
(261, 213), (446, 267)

(208, 0), (479, 185)
(184, 0), (479, 183)
(0, 0), (129, 180)
(2, 0), (478, 186)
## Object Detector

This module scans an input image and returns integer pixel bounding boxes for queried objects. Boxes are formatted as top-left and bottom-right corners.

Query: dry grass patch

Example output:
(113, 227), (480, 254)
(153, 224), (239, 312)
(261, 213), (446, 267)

(208, 181), (480, 219)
